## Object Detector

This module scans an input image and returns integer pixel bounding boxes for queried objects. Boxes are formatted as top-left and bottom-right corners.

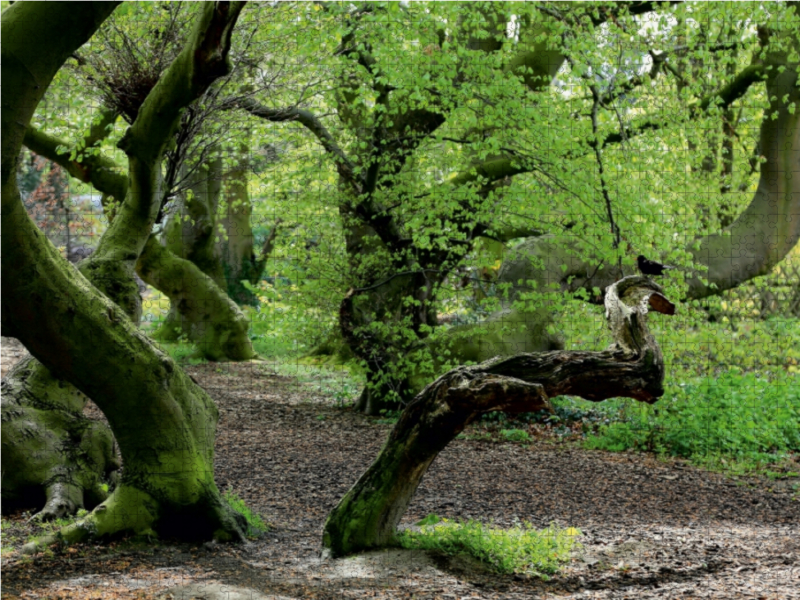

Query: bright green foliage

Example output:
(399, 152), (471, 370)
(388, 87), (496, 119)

(233, 0), (800, 412)
(584, 370), (800, 471)
(397, 517), (581, 578)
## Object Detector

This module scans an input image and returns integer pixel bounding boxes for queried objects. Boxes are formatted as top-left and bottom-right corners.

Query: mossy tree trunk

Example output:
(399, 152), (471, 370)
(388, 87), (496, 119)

(23, 107), (255, 363)
(160, 153), (227, 341)
(3, 110), (127, 520)
(2, 1), (249, 548)
(323, 276), (675, 557)
(1, 356), (120, 519)
(138, 236), (255, 361)
(218, 141), (278, 305)
(9, 127), (255, 514)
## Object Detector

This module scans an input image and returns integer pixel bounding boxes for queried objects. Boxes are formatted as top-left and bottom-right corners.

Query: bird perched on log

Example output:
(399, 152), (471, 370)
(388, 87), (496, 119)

(637, 255), (675, 276)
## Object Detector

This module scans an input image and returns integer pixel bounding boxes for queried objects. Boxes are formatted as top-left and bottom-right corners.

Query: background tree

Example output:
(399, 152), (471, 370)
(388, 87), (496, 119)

(238, 1), (799, 414)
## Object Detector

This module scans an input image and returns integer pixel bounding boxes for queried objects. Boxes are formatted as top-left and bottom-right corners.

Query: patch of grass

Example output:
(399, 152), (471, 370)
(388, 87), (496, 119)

(1, 516), (23, 555)
(155, 339), (207, 365)
(584, 370), (799, 474)
(259, 358), (364, 407)
(223, 490), (268, 538)
(24, 510), (88, 543)
(0, 509), (89, 555)
(765, 470), (799, 480)
(456, 431), (493, 442)
(397, 517), (581, 578)
(500, 428), (531, 443)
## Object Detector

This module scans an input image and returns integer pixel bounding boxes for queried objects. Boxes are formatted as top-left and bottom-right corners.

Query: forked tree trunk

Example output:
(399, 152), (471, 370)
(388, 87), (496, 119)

(5, 29), (256, 520)
(23, 108), (256, 363)
(2, 1), (249, 550)
(323, 276), (675, 557)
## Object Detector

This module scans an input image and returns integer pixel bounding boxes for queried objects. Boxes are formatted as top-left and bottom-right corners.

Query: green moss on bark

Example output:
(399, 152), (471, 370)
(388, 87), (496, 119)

(1, 358), (119, 519)
(139, 236), (255, 361)
(3, 1), (247, 550)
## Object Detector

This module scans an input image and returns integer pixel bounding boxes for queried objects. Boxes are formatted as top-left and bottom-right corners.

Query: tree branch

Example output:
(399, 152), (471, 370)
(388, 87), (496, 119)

(598, 64), (766, 149)
(98, 1), (246, 265)
(236, 97), (363, 194)
(324, 276), (675, 557)
(590, 86), (622, 267)
(23, 126), (128, 203)
(254, 218), (282, 274)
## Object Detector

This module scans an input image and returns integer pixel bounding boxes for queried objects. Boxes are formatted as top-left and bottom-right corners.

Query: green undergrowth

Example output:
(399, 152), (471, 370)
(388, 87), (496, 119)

(260, 359), (364, 408)
(246, 305), (306, 358)
(584, 370), (800, 474)
(397, 515), (581, 578)
(1, 509), (92, 556)
(559, 304), (800, 376)
(161, 340), (208, 365)
(500, 428), (531, 443)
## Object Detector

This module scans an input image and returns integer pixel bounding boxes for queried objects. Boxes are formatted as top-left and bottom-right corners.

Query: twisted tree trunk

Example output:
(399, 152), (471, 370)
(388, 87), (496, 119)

(1, 357), (120, 519)
(2, 1), (249, 549)
(138, 236), (255, 361)
(323, 276), (675, 557)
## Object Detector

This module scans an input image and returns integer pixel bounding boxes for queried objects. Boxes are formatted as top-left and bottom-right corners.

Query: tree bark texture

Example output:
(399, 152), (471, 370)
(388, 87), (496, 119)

(323, 276), (674, 557)
(138, 236), (255, 361)
(1, 356), (120, 519)
(2, 2), (249, 550)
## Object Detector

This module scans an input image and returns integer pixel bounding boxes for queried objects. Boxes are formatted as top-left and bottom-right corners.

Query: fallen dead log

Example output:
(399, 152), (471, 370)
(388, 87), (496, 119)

(323, 276), (675, 557)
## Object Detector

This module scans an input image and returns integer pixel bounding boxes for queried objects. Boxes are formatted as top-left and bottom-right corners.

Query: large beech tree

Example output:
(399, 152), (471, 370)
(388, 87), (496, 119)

(243, 2), (799, 413)
(4, 4), (260, 518)
(2, 1), (250, 547)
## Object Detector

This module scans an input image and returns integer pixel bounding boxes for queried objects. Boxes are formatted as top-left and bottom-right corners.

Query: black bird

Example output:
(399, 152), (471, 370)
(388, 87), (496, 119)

(637, 255), (674, 276)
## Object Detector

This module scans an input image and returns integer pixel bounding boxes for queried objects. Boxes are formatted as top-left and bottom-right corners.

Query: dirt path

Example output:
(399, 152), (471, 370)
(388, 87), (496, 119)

(2, 359), (798, 599)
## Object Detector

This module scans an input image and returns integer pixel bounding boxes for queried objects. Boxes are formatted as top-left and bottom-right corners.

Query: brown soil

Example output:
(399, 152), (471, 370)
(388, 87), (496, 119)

(1, 356), (798, 599)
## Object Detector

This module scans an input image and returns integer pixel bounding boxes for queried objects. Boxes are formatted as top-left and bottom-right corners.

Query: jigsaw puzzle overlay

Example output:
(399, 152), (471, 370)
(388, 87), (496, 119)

(2, 2), (798, 599)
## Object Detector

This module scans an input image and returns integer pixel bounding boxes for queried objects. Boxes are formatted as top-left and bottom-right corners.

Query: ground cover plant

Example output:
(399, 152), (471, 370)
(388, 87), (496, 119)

(397, 516), (582, 578)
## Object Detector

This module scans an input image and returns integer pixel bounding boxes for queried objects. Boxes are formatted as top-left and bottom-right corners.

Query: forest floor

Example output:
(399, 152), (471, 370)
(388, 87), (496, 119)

(2, 346), (799, 600)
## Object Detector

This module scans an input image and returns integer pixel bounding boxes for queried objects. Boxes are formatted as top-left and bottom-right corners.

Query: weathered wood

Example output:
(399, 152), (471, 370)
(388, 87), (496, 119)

(323, 276), (675, 557)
